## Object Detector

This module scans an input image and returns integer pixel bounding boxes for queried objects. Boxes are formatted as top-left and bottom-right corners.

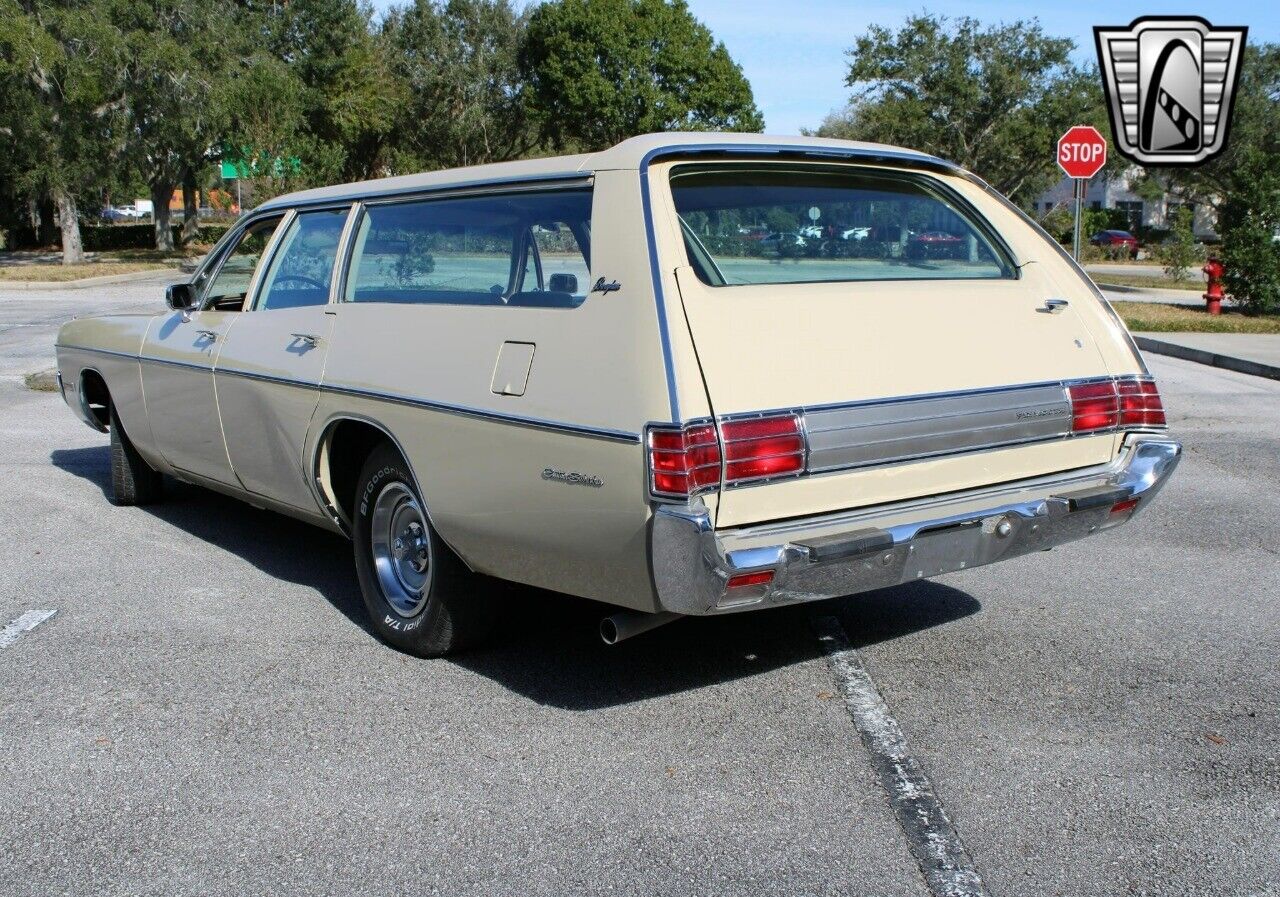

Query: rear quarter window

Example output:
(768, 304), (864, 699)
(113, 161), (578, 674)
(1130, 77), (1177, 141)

(668, 165), (1014, 286)
(344, 188), (592, 308)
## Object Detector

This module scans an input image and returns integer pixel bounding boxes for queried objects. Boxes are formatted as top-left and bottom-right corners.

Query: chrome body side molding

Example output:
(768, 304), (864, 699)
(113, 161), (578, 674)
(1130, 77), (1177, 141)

(54, 343), (641, 445)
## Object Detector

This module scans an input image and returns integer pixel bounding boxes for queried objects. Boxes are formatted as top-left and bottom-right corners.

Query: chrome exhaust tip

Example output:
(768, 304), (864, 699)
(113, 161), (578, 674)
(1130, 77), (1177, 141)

(599, 610), (681, 645)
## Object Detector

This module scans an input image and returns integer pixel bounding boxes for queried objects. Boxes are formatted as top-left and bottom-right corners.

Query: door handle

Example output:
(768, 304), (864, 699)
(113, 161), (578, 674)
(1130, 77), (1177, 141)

(290, 333), (320, 347)
(195, 329), (218, 341)
(1040, 298), (1070, 314)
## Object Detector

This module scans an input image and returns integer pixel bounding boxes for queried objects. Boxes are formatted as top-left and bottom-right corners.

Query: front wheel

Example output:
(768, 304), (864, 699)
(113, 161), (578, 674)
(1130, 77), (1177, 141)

(109, 404), (163, 506)
(351, 443), (495, 656)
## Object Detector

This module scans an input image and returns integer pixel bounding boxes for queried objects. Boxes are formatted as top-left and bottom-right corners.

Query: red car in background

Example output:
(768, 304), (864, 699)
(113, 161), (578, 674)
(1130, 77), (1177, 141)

(906, 230), (965, 259)
(1090, 229), (1138, 257)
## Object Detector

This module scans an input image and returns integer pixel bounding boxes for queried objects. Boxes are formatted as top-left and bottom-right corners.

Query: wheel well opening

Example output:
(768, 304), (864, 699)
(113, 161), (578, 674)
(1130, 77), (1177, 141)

(321, 419), (392, 524)
(80, 370), (111, 429)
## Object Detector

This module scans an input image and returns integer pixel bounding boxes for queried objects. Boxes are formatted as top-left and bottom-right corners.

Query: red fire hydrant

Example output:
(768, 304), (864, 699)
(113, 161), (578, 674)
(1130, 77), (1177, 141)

(1202, 256), (1225, 315)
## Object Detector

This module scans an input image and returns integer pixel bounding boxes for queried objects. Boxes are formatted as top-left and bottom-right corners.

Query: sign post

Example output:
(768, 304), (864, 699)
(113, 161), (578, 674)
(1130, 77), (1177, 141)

(1057, 125), (1108, 261)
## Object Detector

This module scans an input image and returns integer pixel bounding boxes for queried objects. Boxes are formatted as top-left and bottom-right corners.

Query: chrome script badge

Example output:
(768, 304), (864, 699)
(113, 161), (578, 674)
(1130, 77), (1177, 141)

(1094, 17), (1247, 166)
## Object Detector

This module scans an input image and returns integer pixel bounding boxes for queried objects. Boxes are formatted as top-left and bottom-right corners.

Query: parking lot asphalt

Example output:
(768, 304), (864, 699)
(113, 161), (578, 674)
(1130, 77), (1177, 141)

(1, 282), (1277, 896)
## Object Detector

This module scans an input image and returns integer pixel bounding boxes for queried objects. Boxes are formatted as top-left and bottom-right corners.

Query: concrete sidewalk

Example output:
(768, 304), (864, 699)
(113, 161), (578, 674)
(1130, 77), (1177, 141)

(1135, 331), (1280, 380)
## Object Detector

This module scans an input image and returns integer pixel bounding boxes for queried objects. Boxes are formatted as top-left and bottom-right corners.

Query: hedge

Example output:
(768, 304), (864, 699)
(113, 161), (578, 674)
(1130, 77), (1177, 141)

(1, 223), (232, 252)
(77, 223), (231, 251)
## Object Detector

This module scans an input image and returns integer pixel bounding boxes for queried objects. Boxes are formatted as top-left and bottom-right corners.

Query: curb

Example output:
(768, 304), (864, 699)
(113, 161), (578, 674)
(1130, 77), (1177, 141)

(1135, 336), (1280, 381)
(1095, 282), (1206, 298)
(0, 268), (184, 291)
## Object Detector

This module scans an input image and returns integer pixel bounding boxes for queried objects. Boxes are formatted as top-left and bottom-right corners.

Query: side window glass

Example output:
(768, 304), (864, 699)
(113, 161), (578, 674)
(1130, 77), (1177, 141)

(198, 217), (282, 311)
(344, 189), (592, 308)
(525, 224), (590, 300)
(256, 209), (348, 310)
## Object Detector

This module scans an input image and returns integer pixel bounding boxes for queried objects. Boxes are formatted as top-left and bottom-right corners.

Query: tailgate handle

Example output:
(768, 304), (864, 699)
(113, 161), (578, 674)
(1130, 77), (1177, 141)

(1039, 298), (1070, 314)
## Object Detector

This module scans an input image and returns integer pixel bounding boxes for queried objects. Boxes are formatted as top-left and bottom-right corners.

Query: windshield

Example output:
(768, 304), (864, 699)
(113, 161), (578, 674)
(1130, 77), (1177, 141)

(668, 165), (1014, 286)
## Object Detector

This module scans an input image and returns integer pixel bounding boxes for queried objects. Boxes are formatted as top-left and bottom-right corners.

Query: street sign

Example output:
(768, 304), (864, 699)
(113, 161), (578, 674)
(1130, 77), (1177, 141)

(1057, 125), (1108, 179)
(1057, 125), (1108, 261)
(807, 206), (821, 222)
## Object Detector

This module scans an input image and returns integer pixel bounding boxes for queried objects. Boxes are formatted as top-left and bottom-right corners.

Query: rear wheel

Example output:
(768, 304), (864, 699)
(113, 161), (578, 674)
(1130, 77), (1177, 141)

(109, 404), (163, 506)
(352, 443), (495, 656)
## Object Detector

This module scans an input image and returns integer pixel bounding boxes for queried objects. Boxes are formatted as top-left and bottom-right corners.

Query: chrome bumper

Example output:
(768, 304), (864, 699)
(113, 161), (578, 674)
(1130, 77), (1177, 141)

(652, 436), (1181, 615)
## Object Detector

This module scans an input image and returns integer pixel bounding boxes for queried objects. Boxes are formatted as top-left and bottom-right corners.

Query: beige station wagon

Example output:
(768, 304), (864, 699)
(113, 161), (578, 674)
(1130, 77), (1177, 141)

(55, 133), (1181, 655)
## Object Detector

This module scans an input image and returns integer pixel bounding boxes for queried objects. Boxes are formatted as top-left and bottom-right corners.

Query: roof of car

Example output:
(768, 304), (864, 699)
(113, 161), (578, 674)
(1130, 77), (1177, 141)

(258, 132), (952, 211)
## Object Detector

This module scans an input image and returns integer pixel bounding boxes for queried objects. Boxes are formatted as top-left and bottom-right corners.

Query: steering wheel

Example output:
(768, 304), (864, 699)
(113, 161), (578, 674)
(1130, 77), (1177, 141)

(273, 273), (326, 290)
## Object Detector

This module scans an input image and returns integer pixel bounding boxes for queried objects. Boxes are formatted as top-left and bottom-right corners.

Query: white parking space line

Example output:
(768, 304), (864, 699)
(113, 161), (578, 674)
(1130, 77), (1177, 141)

(0, 609), (58, 649)
(813, 616), (988, 897)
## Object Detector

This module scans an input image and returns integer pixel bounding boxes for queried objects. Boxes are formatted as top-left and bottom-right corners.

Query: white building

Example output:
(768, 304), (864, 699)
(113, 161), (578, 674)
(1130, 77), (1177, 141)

(1034, 168), (1218, 238)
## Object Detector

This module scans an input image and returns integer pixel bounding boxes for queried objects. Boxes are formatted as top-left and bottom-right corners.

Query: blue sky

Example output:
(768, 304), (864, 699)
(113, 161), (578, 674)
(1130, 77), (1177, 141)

(369, 1), (1280, 135)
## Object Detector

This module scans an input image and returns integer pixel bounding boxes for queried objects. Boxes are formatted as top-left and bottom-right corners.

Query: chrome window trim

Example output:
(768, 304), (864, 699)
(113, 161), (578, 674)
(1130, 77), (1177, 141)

(195, 210), (292, 312)
(665, 162), (1021, 285)
(338, 182), (594, 307)
(259, 173), (594, 214)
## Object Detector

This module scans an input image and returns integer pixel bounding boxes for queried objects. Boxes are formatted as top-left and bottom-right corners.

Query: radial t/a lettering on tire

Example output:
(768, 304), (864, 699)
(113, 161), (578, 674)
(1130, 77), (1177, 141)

(351, 443), (495, 657)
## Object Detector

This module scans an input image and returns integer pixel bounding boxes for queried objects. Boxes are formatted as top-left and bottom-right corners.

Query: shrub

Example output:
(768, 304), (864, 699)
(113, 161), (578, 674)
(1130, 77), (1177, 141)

(1219, 150), (1280, 316)
(1157, 207), (1201, 281)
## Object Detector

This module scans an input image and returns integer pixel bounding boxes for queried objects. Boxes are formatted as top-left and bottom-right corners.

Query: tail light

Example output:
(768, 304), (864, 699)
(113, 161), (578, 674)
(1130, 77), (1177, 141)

(1117, 378), (1166, 427)
(648, 414), (804, 499)
(1070, 377), (1166, 433)
(1068, 381), (1118, 432)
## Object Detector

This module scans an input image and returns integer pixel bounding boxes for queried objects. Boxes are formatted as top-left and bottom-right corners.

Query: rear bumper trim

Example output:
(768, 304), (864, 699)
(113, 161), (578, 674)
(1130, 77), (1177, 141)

(651, 435), (1180, 615)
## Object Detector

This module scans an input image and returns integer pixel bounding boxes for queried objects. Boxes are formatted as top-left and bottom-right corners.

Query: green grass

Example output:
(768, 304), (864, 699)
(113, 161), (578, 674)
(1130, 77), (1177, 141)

(0, 260), (175, 282)
(1113, 301), (1280, 333)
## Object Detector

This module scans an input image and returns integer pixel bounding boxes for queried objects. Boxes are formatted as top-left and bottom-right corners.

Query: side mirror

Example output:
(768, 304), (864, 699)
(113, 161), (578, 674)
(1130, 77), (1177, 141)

(548, 273), (578, 293)
(166, 283), (195, 311)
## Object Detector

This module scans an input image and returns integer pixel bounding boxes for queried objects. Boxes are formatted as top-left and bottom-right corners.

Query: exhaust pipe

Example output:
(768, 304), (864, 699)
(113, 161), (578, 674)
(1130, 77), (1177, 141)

(600, 610), (681, 645)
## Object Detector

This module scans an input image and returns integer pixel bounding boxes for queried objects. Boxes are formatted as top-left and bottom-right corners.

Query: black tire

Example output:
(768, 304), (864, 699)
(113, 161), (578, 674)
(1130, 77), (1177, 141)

(352, 443), (495, 656)
(109, 404), (163, 506)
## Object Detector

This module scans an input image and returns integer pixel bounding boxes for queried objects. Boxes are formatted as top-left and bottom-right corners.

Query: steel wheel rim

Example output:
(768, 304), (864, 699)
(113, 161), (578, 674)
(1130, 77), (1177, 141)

(369, 481), (432, 618)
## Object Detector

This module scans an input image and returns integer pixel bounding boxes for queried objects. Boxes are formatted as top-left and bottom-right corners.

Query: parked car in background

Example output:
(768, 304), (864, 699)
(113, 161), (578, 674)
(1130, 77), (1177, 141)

(55, 132), (1179, 657)
(761, 231), (807, 252)
(1090, 230), (1138, 257)
(906, 230), (966, 259)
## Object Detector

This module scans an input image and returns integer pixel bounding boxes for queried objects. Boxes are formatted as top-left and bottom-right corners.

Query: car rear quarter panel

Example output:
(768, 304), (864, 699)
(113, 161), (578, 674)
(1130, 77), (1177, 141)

(57, 314), (167, 471)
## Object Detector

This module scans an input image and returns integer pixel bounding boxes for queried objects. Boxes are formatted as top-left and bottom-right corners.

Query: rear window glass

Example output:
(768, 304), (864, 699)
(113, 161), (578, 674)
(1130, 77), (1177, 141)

(668, 166), (1013, 286)
(344, 189), (591, 308)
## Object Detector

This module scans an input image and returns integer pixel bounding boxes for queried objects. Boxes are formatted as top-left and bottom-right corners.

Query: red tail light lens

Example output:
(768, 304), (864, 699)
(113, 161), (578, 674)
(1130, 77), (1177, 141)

(1069, 381), (1119, 432)
(720, 415), (805, 483)
(726, 570), (775, 589)
(648, 414), (805, 498)
(648, 424), (720, 498)
(1116, 378), (1166, 427)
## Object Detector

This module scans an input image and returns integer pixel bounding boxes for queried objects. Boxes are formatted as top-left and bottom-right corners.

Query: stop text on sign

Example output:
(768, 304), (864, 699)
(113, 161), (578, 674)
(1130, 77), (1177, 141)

(1057, 125), (1108, 179)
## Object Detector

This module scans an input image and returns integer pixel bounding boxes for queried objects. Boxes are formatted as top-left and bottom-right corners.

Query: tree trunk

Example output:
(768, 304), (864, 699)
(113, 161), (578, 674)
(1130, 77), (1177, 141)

(180, 167), (199, 246)
(54, 188), (85, 265)
(151, 181), (175, 251)
(36, 194), (57, 247)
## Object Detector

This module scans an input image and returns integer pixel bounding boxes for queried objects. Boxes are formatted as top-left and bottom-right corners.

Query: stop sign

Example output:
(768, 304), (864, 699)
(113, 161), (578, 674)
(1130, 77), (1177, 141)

(1057, 125), (1107, 179)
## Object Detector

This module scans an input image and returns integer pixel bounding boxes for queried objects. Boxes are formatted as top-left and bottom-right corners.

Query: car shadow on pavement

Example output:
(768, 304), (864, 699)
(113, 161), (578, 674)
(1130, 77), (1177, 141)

(52, 444), (982, 710)
(51, 445), (371, 636)
(458, 578), (980, 710)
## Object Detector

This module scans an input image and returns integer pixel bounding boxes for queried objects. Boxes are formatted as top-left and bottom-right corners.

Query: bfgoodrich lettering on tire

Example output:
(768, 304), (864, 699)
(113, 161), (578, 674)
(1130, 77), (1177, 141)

(352, 443), (495, 656)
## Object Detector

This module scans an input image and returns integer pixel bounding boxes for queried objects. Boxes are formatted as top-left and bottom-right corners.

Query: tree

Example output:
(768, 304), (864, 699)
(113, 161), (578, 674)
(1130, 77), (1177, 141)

(256, 0), (400, 183)
(0, 0), (128, 263)
(382, 0), (536, 171)
(518, 0), (762, 152)
(1220, 147), (1280, 315)
(813, 14), (1106, 205)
